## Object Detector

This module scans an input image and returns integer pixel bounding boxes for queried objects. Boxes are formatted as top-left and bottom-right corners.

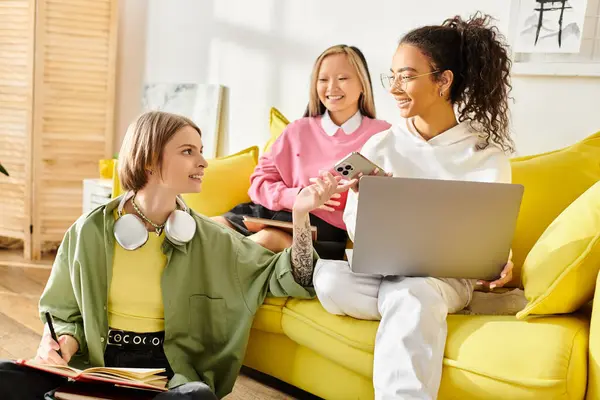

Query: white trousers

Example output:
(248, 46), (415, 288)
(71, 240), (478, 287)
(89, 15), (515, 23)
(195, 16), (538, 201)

(313, 260), (475, 400)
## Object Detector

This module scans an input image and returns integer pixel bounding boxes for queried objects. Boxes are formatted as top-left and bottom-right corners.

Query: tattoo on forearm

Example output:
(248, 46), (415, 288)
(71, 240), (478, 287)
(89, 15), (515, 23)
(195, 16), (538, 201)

(291, 214), (314, 286)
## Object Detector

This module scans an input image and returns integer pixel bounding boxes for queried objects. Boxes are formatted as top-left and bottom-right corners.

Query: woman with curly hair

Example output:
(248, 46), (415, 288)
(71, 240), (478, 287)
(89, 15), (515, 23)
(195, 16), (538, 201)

(313, 13), (515, 399)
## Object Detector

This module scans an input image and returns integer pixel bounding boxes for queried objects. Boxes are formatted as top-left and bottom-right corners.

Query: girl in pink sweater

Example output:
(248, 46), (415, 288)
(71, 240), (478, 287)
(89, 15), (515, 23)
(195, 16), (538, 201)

(213, 45), (390, 259)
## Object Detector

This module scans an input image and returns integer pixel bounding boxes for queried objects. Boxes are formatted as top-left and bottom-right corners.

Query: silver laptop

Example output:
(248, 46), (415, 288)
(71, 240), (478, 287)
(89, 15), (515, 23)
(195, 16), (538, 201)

(348, 176), (524, 280)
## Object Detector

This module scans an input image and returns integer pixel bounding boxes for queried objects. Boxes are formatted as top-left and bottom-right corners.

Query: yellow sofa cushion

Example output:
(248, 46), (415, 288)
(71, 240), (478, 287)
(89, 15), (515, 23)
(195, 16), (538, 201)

(245, 329), (375, 400)
(281, 298), (589, 399)
(181, 146), (258, 216)
(284, 299), (377, 378)
(510, 131), (600, 286)
(517, 181), (600, 319)
(440, 314), (588, 399)
(250, 297), (289, 334)
(263, 107), (289, 154)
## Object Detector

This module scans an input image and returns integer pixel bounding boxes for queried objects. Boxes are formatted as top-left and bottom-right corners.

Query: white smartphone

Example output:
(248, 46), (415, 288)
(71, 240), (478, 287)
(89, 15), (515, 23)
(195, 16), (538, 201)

(333, 152), (387, 180)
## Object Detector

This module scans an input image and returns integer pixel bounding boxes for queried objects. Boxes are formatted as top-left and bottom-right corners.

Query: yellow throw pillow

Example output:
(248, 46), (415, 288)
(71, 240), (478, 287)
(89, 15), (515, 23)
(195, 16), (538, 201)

(263, 107), (289, 154)
(99, 159), (115, 179)
(182, 146), (259, 216)
(509, 131), (600, 286)
(517, 181), (600, 319)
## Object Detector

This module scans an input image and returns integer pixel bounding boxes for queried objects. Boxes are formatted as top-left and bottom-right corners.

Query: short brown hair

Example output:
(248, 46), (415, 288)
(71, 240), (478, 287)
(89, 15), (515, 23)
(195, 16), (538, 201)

(118, 111), (201, 191)
(304, 45), (377, 119)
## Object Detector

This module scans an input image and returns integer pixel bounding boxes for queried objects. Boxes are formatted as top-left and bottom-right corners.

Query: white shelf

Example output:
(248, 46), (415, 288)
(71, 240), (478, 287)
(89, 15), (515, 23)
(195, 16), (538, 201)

(83, 179), (113, 214)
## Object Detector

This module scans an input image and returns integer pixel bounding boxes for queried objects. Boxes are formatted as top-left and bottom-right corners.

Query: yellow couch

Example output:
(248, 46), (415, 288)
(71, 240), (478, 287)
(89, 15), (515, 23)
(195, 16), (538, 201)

(111, 121), (600, 399)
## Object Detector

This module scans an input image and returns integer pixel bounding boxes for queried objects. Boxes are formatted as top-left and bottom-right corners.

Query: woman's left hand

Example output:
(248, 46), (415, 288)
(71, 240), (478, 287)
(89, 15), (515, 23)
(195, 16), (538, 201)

(477, 250), (514, 290)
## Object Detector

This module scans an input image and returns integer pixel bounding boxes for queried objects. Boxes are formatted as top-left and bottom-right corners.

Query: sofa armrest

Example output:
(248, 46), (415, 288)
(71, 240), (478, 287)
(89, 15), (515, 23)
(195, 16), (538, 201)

(587, 271), (600, 400)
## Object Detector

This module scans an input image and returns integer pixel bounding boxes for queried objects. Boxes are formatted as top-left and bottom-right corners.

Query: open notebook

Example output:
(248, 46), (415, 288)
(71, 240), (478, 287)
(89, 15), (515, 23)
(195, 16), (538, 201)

(16, 360), (168, 392)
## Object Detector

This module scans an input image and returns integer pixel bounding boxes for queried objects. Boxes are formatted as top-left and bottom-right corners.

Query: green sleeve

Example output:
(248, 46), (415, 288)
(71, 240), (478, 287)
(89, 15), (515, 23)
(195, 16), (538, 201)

(234, 237), (317, 313)
(38, 226), (87, 357)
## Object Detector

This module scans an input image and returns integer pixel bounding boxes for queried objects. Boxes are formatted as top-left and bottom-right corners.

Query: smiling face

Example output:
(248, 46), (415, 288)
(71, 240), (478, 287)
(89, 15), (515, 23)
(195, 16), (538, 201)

(389, 44), (452, 119)
(151, 125), (207, 194)
(316, 53), (363, 123)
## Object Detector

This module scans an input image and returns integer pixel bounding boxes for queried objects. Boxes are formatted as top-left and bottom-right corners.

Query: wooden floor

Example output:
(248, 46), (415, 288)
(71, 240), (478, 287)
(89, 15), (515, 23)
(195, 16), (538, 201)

(0, 250), (320, 399)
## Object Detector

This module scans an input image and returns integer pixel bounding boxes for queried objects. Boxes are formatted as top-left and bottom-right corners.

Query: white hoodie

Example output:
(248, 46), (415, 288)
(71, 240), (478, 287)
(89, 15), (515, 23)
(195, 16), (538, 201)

(343, 118), (512, 242)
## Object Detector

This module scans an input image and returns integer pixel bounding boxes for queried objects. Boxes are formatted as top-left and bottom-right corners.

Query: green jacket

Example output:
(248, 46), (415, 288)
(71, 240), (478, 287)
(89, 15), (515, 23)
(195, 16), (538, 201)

(39, 196), (316, 398)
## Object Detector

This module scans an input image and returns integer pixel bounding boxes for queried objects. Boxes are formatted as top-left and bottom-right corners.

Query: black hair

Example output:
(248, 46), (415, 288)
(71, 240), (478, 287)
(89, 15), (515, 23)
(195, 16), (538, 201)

(401, 12), (515, 152)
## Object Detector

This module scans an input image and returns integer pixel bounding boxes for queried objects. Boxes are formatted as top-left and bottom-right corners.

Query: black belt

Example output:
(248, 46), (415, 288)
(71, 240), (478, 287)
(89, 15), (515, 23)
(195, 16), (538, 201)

(107, 329), (164, 348)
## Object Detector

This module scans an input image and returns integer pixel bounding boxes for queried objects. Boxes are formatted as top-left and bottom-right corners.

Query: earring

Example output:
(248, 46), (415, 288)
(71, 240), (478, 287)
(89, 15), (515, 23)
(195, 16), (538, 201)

(439, 90), (444, 97)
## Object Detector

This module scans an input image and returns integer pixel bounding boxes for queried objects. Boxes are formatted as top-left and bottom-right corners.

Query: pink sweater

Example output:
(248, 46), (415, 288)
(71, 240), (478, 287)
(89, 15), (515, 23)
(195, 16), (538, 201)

(248, 116), (391, 230)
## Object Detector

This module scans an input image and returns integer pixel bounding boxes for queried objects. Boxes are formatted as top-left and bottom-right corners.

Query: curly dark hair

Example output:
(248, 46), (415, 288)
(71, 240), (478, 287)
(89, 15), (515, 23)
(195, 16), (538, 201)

(400, 12), (515, 153)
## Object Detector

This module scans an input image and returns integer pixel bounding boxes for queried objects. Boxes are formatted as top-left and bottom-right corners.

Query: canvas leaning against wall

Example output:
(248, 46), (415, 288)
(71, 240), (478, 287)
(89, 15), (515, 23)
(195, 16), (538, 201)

(142, 83), (224, 159)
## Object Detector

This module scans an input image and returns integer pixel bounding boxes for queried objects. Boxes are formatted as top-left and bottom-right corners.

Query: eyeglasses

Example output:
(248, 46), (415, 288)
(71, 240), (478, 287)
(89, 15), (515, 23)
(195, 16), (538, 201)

(380, 70), (440, 91)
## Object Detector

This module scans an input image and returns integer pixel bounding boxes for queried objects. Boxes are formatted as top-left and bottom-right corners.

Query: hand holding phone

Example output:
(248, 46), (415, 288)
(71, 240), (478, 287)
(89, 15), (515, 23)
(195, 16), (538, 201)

(333, 152), (391, 192)
(333, 152), (387, 180)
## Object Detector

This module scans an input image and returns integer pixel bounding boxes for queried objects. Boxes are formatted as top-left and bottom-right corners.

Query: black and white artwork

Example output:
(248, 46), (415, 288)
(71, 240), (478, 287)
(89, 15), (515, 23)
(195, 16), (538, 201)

(514, 0), (588, 53)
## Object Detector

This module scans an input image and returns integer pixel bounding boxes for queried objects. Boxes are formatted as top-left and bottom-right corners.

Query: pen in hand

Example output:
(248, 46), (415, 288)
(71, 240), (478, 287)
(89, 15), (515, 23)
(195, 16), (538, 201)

(44, 311), (62, 358)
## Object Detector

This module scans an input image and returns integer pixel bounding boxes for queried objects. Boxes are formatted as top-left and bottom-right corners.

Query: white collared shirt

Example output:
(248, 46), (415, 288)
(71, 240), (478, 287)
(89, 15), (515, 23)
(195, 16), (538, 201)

(321, 110), (363, 136)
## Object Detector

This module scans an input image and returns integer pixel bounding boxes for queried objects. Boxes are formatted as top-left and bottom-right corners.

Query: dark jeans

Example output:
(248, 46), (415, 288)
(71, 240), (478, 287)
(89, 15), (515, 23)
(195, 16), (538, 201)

(104, 339), (175, 379)
(0, 358), (217, 400)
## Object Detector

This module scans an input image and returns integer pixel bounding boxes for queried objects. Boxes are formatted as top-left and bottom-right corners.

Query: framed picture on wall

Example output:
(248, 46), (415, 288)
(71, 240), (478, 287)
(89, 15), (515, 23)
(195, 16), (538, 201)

(508, 0), (600, 76)
(141, 83), (224, 159)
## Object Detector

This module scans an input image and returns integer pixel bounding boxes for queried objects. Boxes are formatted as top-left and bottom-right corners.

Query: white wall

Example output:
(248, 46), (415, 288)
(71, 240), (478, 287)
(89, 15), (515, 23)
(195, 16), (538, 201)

(115, 0), (148, 153)
(115, 0), (600, 156)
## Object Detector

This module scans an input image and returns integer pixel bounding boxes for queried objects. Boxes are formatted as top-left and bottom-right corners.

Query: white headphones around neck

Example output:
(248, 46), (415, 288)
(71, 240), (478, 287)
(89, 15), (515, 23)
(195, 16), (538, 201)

(113, 191), (196, 250)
